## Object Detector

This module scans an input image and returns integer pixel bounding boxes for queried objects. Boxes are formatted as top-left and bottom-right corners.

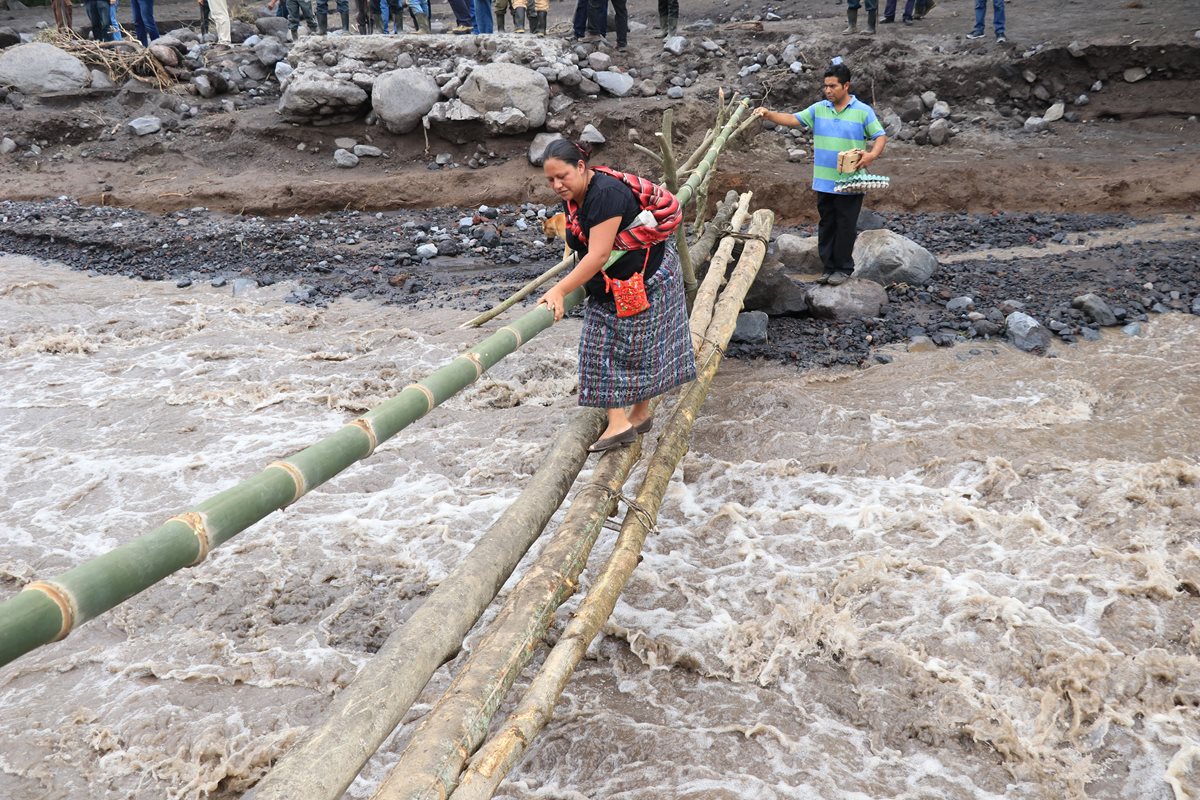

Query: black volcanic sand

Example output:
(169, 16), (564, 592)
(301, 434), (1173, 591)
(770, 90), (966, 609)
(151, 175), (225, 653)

(1, 199), (1197, 369)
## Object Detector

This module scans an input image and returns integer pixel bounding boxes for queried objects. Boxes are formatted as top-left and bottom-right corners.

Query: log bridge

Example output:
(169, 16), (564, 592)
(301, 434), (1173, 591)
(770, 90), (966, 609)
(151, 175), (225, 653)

(0, 97), (778, 800)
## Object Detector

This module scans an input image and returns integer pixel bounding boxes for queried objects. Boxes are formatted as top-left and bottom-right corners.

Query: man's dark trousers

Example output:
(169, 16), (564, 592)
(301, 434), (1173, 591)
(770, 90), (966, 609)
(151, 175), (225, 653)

(572, 0), (606, 37)
(816, 191), (864, 276)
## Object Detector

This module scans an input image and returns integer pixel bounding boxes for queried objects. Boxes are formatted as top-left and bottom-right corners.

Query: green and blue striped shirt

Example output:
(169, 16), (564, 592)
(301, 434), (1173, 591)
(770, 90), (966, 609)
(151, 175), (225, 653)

(795, 95), (886, 194)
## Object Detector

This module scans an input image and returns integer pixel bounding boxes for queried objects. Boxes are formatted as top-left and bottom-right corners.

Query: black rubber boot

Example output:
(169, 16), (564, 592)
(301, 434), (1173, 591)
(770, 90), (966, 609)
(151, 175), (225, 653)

(495, 5), (505, 30)
(414, 11), (430, 32)
(317, 11), (327, 33)
(666, 11), (676, 35)
(865, 8), (877, 34)
(513, 6), (526, 32)
(340, 8), (350, 29)
(537, 10), (547, 34)
(841, 7), (858, 34)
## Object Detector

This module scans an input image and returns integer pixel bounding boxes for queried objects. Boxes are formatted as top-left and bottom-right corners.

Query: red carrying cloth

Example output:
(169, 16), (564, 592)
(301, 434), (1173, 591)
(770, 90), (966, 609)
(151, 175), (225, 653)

(564, 167), (682, 250)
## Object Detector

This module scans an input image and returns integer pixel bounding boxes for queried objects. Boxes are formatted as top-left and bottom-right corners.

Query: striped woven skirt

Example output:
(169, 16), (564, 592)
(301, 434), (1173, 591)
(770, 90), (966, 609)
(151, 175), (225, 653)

(577, 241), (697, 409)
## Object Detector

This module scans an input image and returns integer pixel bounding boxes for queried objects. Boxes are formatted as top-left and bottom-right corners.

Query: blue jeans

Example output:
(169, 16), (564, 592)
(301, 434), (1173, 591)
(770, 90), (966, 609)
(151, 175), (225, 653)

(109, 1), (122, 38)
(447, 0), (471, 26)
(973, 0), (1004, 36)
(378, 0), (400, 31)
(472, 0), (492, 31)
(407, 0), (428, 14)
(129, 0), (158, 44)
(572, 0), (605, 37)
(883, 0), (914, 20)
(316, 0), (349, 13)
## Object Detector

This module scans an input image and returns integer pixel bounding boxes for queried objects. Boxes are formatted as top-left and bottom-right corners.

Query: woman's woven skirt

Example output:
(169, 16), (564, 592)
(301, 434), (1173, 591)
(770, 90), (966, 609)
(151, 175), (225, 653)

(577, 241), (697, 409)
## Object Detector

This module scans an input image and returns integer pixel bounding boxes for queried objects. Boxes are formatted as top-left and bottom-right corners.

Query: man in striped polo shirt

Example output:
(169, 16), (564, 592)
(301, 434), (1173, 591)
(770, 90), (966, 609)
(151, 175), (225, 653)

(755, 62), (887, 285)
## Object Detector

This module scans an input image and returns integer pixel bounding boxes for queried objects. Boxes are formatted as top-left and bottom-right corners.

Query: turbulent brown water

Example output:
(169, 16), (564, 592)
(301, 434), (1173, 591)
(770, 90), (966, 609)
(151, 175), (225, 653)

(1, 254), (1197, 800)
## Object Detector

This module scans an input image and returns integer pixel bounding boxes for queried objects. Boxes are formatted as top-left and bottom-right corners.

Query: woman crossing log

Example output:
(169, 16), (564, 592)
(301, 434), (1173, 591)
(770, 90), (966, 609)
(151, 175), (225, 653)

(536, 139), (697, 453)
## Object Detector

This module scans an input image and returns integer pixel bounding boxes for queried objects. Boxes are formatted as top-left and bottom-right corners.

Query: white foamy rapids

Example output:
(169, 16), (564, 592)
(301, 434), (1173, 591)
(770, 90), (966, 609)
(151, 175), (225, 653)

(1, 255), (1198, 800)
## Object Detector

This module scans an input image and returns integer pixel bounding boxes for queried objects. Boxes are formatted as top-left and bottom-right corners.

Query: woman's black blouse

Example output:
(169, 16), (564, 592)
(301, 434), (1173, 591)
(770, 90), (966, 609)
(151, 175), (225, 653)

(563, 171), (666, 301)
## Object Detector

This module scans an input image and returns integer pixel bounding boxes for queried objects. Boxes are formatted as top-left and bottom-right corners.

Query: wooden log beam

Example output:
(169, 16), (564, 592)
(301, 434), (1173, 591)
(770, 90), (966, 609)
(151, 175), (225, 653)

(689, 191), (754, 351)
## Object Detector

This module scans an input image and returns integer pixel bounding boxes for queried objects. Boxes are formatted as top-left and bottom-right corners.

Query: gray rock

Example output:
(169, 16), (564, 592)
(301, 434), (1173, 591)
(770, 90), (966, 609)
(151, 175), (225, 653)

(663, 35), (688, 56)
(667, 86), (684, 99)
(1067, 40), (1087, 57)
(1122, 322), (1143, 337)
(416, 243), (438, 258)
(899, 95), (924, 122)
(254, 37), (289, 67)
(278, 73), (369, 123)
(856, 207), (887, 231)
(0, 27), (19, 49)
(787, 148), (806, 162)
(852, 230), (938, 286)
(192, 75), (217, 98)
(1005, 312), (1052, 354)
(921, 90), (937, 109)
(0, 137), (16, 155)
(0, 43), (89, 94)
(1024, 115), (1048, 133)
(946, 296), (974, 314)
(637, 79), (657, 97)
(731, 311), (769, 344)
(482, 107), (531, 135)
(594, 70), (634, 98)
(457, 62), (549, 130)
(1192, 296), (1200, 316)
(548, 93), (574, 114)
(578, 77), (601, 95)
(881, 110), (902, 138)
(528, 132), (564, 166)
(372, 68), (439, 134)
(1072, 293), (1118, 326)
(587, 52), (611, 71)
(1123, 67), (1149, 83)
(256, 15), (290, 37)
(90, 69), (114, 90)
(580, 123), (605, 144)
(928, 118), (951, 146)
(334, 148), (359, 167)
(275, 61), (294, 82)
(930, 100), (950, 119)
(335, 136), (357, 149)
(1043, 101), (1065, 123)
(127, 116), (162, 136)
(773, 234), (822, 273)
(743, 260), (808, 316)
(805, 279), (888, 321)
(353, 144), (382, 157)
(149, 44), (179, 67)
(241, 62), (269, 81)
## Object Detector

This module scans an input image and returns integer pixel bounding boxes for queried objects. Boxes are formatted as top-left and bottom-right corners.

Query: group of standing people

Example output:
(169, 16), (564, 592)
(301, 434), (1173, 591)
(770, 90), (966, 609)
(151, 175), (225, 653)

(842, 0), (1005, 42)
(52, 0), (159, 45)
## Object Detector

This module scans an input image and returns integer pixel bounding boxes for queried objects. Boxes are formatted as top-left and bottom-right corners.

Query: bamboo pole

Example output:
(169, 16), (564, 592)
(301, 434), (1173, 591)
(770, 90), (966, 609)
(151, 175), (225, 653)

(690, 192), (755, 350)
(459, 253), (574, 329)
(0, 286), (587, 669)
(462, 99), (751, 329)
(249, 409), (605, 800)
(368, 438), (646, 800)
(450, 208), (777, 800)
(655, 108), (699, 308)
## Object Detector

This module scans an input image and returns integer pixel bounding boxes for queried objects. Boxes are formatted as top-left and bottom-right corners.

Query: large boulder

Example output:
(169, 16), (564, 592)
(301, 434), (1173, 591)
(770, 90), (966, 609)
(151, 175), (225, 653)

(1005, 312), (1052, 355)
(773, 234), (823, 274)
(256, 15), (290, 37)
(742, 260), (808, 316)
(278, 73), (369, 124)
(254, 37), (289, 68)
(372, 67), (439, 134)
(457, 62), (548, 131)
(0, 43), (89, 94)
(852, 229), (938, 287)
(528, 132), (564, 165)
(805, 279), (888, 320)
(0, 27), (21, 49)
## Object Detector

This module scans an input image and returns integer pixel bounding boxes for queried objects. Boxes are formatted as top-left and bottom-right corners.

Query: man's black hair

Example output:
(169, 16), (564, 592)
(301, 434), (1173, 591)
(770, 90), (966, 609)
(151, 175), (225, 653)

(824, 63), (852, 85)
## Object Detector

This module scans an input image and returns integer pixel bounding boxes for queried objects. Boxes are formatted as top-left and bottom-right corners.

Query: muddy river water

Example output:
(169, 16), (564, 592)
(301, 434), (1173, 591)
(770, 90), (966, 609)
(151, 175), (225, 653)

(1, 254), (1197, 800)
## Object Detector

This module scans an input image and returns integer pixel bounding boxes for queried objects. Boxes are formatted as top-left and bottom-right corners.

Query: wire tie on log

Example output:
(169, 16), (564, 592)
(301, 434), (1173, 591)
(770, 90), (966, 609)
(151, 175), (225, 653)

(347, 418), (379, 457)
(23, 581), (76, 641)
(266, 461), (308, 506)
(169, 511), (212, 565)
(457, 351), (485, 380)
(715, 225), (770, 245)
(590, 486), (660, 534)
(498, 325), (524, 347)
(404, 383), (436, 415)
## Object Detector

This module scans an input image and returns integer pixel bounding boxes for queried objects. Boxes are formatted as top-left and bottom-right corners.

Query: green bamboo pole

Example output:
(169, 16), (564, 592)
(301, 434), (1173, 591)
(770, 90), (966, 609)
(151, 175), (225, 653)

(0, 287), (585, 669)
(459, 253), (574, 329)
(451, 208), (777, 800)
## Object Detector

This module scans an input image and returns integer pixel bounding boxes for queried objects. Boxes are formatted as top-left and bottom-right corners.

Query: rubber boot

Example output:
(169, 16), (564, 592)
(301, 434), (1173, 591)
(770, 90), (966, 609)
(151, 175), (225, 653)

(841, 7), (858, 34)
(513, 6), (525, 32)
(317, 10), (328, 33)
(865, 8), (877, 34)
(666, 11), (676, 36)
(536, 9), (547, 34)
(658, 12), (666, 32)
(495, 5), (505, 30)
(414, 11), (430, 32)
(340, 8), (349, 29)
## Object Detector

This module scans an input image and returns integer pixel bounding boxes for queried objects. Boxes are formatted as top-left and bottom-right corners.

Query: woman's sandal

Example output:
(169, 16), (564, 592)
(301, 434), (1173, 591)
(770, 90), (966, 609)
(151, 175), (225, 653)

(587, 427), (637, 453)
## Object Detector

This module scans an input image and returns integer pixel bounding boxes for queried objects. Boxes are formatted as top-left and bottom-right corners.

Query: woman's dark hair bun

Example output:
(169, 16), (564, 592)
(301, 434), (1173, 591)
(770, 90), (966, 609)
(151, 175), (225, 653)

(543, 138), (592, 166)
